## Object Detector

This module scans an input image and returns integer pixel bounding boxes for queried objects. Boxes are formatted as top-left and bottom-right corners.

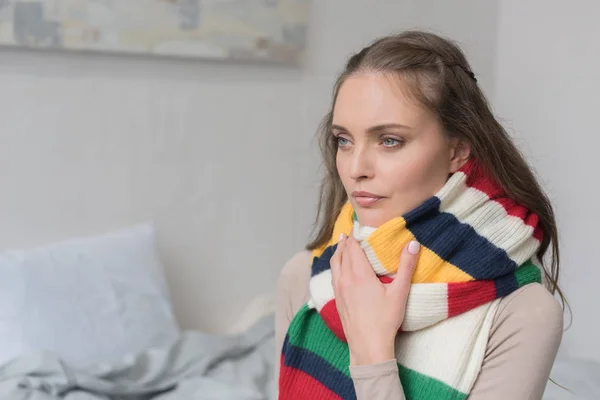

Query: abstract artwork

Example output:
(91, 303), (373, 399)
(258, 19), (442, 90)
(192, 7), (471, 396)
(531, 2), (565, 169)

(0, 0), (310, 65)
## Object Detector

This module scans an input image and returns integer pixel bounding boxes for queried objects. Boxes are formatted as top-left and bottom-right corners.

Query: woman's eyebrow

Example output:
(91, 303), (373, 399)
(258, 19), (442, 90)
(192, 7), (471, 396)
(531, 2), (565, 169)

(331, 123), (412, 133)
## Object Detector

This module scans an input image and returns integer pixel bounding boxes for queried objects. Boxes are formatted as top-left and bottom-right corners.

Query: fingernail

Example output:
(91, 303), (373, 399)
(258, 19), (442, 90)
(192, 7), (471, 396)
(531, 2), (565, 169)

(339, 233), (345, 242)
(408, 241), (421, 255)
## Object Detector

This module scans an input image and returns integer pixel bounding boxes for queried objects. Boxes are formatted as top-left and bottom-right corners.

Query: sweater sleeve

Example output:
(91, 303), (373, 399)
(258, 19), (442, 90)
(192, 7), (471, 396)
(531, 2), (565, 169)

(349, 360), (406, 399)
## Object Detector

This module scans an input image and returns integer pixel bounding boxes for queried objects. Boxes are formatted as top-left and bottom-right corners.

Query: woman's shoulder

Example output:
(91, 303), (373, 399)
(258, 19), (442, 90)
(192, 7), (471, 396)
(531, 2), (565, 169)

(276, 250), (313, 313)
(489, 282), (564, 349)
(278, 250), (312, 282)
(494, 283), (564, 326)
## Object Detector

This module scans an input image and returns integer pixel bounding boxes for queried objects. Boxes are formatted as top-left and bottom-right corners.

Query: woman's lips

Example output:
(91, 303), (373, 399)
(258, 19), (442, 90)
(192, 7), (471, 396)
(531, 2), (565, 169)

(352, 191), (384, 207)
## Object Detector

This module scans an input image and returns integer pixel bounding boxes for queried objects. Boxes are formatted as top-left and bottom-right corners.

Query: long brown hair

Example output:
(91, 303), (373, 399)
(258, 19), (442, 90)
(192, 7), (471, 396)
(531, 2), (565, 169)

(307, 30), (567, 310)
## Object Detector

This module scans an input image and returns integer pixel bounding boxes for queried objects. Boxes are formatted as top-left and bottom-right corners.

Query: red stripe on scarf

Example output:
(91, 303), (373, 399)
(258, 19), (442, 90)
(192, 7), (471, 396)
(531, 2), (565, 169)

(447, 280), (497, 317)
(460, 160), (543, 241)
(320, 300), (346, 341)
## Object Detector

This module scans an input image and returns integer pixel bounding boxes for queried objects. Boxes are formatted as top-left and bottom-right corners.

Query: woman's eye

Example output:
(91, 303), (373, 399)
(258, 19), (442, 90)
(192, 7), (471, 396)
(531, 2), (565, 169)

(336, 137), (350, 147)
(382, 138), (401, 147)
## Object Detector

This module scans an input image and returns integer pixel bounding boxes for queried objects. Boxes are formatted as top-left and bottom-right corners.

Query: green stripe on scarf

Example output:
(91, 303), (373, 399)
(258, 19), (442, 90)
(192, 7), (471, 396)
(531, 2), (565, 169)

(287, 305), (351, 377)
(516, 260), (542, 287)
(399, 365), (467, 400)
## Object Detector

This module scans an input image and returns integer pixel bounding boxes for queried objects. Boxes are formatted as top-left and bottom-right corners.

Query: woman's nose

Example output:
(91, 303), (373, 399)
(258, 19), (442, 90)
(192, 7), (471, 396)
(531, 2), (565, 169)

(349, 147), (374, 181)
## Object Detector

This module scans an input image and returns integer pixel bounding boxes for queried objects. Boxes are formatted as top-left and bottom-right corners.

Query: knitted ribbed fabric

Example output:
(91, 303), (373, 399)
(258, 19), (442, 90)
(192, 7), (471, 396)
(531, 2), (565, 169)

(278, 158), (543, 400)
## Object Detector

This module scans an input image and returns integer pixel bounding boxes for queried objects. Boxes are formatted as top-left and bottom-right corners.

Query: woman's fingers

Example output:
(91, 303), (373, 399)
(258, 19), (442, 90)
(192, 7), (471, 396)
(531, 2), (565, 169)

(345, 236), (373, 278)
(391, 241), (420, 295)
(333, 236), (419, 294)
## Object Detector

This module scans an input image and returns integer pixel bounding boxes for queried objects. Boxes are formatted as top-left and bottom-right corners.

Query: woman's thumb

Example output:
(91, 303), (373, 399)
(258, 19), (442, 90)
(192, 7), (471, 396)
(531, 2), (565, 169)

(392, 241), (420, 292)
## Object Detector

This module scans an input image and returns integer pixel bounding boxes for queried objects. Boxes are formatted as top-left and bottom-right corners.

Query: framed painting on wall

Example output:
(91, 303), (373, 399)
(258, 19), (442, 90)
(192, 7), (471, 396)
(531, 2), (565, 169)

(0, 0), (310, 65)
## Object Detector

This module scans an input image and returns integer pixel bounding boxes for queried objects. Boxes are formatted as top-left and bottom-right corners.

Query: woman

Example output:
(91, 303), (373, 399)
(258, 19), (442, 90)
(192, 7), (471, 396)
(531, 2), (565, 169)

(274, 30), (565, 400)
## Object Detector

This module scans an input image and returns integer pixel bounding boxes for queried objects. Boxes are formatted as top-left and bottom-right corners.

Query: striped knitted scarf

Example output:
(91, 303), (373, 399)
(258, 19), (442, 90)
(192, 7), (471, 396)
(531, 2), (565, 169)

(279, 159), (543, 400)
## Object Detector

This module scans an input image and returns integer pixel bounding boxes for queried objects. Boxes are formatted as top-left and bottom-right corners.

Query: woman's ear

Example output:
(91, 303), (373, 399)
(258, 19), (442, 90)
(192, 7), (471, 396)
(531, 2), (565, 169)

(449, 139), (471, 173)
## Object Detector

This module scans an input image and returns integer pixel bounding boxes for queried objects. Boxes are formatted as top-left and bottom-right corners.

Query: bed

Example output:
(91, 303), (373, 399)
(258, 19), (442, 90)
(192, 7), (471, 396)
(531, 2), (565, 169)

(0, 223), (277, 400)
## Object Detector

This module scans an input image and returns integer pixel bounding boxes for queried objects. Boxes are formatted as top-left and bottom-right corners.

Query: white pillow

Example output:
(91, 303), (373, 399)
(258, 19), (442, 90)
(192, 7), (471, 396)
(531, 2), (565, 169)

(0, 223), (180, 368)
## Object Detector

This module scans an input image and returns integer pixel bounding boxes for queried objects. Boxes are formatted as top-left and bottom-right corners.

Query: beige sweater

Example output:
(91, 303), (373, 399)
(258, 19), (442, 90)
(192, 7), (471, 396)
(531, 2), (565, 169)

(274, 251), (564, 400)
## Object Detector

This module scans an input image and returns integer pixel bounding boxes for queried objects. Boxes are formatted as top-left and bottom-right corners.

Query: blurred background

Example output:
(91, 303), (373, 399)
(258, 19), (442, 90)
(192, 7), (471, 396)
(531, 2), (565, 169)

(0, 0), (597, 398)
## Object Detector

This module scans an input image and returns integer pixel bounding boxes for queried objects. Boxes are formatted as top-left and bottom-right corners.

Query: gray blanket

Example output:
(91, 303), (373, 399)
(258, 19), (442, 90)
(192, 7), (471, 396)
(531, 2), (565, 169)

(0, 315), (276, 400)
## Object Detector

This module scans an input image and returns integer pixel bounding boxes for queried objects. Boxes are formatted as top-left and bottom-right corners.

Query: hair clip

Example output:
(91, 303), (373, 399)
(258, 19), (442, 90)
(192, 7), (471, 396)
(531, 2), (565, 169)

(446, 63), (477, 83)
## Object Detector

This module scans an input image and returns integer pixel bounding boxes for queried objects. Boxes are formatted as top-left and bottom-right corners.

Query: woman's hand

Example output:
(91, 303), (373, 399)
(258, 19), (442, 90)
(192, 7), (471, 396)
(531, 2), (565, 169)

(330, 234), (420, 366)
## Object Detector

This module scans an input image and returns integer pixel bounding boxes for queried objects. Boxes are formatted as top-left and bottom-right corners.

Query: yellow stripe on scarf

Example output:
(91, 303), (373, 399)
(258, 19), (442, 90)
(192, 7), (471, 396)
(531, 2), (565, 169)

(365, 221), (474, 283)
(313, 202), (475, 283)
(311, 203), (355, 259)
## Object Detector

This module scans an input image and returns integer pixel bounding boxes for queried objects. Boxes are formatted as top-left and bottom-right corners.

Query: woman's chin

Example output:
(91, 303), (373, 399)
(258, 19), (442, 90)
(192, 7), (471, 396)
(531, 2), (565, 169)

(354, 208), (396, 228)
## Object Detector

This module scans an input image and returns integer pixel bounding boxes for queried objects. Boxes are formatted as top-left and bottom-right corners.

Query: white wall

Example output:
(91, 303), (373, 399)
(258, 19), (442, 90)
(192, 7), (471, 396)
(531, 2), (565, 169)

(494, 0), (600, 361)
(0, 1), (497, 334)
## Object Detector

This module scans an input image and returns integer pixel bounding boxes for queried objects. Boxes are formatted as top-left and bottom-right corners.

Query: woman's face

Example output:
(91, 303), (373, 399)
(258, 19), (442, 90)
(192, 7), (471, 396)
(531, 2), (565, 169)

(332, 72), (470, 227)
